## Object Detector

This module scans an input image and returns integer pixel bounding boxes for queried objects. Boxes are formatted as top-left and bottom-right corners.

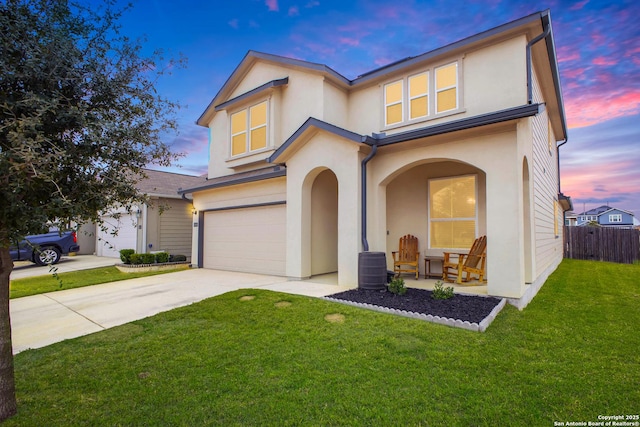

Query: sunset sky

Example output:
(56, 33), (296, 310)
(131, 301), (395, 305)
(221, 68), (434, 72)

(113, 0), (639, 216)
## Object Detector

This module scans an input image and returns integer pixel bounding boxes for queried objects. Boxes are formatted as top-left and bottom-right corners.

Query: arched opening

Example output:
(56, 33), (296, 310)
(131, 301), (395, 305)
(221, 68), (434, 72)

(384, 159), (486, 274)
(310, 169), (338, 275)
(522, 157), (533, 283)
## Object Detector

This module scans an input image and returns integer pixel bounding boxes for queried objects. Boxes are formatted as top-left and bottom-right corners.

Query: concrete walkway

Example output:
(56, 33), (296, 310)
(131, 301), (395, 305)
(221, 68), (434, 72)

(10, 268), (352, 354)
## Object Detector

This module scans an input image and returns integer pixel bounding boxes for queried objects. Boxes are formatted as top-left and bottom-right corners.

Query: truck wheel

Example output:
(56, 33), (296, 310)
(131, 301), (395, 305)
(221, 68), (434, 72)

(34, 247), (61, 266)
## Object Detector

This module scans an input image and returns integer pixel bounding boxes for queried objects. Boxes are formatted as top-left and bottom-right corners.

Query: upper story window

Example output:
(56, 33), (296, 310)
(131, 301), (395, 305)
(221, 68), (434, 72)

(409, 72), (428, 119)
(609, 214), (622, 223)
(384, 80), (403, 126)
(230, 100), (268, 156)
(383, 60), (460, 128)
(435, 63), (457, 113)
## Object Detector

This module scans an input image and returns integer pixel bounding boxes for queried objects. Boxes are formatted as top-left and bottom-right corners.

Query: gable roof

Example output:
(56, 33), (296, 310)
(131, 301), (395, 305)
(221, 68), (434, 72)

(197, 10), (567, 140)
(579, 205), (635, 217)
(136, 169), (207, 198)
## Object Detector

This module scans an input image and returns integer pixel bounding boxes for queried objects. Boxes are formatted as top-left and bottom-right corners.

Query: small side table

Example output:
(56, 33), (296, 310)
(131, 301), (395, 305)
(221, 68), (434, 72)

(424, 256), (444, 279)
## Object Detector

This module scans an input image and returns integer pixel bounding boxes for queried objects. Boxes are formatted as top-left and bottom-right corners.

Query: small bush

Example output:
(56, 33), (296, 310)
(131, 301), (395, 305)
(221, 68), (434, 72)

(139, 253), (156, 264)
(432, 281), (454, 300)
(388, 277), (406, 295)
(155, 252), (170, 263)
(170, 254), (187, 262)
(129, 253), (143, 265)
(119, 249), (135, 264)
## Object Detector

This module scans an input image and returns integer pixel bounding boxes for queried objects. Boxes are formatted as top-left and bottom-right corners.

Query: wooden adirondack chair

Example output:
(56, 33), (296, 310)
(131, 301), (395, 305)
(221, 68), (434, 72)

(392, 234), (420, 279)
(442, 235), (487, 285)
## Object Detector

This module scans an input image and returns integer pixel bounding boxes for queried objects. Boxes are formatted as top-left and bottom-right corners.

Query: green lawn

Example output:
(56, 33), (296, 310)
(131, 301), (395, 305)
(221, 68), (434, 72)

(9, 265), (189, 299)
(7, 259), (639, 425)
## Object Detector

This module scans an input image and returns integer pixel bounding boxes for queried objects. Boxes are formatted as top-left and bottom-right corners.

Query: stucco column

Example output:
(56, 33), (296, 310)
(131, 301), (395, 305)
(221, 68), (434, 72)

(485, 166), (525, 298)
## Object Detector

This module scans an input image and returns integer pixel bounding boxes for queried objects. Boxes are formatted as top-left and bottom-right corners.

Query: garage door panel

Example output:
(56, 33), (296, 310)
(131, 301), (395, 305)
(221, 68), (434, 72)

(97, 214), (138, 258)
(203, 205), (286, 276)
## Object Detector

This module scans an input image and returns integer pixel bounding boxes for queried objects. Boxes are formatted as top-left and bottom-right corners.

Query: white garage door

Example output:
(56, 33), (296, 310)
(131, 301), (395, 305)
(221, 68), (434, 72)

(96, 214), (138, 258)
(203, 204), (286, 276)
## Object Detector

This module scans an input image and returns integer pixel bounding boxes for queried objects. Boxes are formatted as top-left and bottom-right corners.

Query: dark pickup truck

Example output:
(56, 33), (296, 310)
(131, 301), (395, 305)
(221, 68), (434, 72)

(10, 231), (80, 266)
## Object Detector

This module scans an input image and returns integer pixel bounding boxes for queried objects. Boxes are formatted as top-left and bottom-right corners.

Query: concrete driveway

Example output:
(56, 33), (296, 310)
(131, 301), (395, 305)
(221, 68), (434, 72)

(10, 268), (351, 354)
(11, 255), (119, 280)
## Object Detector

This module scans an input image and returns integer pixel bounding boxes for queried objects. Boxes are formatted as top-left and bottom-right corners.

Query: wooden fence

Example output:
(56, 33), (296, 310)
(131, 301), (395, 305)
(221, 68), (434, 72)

(564, 226), (640, 264)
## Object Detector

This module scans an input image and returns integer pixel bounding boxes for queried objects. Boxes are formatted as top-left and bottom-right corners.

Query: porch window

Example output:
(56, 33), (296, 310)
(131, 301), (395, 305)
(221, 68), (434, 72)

(384, 80), (403, 126)
(429, 175), (476, 249)
(435, 63), (457, 113)
(230, 100), (268, 156)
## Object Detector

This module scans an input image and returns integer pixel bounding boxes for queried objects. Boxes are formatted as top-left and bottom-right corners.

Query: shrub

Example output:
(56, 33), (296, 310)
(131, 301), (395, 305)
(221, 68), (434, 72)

(129, 253), (143, 265)
(432, 281), (454, 300)
(388, 277), (406, 295)
(119, 249), (135, 264)
(170, 254), (187, 262)
(155, 252), (170, 263)
(139, 253), (156, 264)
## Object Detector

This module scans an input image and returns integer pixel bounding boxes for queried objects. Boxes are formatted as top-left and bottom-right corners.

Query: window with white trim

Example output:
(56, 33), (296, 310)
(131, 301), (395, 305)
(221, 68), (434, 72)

(408, 72), (429, 120)
(230, 100), (268, 156)
(383, 60), (460, 127)
(435, 62), (458, 113)
(384, 80), (403, 126)
(609, 214), (622, 223)
(429, 175), (477, 249)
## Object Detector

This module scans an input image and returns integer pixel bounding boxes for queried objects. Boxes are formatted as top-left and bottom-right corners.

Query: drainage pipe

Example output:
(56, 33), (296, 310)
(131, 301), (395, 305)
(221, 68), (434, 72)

(361, 139), (379, 252)
(526, 22), (551, 104)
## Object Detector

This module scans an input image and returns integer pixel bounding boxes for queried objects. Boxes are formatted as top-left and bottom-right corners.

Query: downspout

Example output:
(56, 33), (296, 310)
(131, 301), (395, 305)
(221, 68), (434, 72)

(361, 135), (381, 251)
(526, 22), (551, 104)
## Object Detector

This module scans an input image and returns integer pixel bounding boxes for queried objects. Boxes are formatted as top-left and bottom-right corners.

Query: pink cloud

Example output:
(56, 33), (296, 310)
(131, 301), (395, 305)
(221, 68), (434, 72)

(592, 56), (617, 66)
(339, 37), (360, 47)
(265, 0), (278, 12)
(569, 0), (589, 11)
(288, 6), (299, 16)
(565, 90), (640, 128)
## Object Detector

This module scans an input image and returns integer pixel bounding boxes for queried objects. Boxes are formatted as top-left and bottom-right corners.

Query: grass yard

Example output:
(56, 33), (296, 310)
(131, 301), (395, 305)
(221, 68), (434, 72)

(7, 259), (640, 426)
(9, 265), (189, 299)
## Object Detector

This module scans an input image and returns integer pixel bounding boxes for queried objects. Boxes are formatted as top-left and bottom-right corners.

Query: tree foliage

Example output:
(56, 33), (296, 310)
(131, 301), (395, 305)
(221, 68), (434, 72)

(0, 0), (185, 420)
(0, 0), (183, 245)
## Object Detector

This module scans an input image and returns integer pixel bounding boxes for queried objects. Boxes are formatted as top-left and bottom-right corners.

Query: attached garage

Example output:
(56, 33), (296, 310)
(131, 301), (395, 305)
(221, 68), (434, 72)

(96, 213), (138, 258)
(202, 203), (286, 276)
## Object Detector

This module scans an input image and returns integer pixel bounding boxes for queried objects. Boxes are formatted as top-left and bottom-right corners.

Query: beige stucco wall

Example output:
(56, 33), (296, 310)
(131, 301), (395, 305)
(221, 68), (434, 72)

(282, 130), (362, 285)
(207, 62), (327, 179)
(346, 35), (528, 137)
(311, 169), (339, 275)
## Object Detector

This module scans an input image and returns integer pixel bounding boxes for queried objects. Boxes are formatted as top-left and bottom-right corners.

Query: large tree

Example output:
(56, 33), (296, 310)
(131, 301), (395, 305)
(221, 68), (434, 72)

(0, 0), (184, 419)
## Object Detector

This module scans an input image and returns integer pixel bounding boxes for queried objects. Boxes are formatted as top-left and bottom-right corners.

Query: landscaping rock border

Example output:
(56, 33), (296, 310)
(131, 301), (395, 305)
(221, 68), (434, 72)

(115, 261), (191, 273)
(323, 288), (507, 332)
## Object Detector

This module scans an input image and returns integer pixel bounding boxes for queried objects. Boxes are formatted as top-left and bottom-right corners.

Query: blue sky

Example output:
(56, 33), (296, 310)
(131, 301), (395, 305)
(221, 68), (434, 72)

(112, 0), (639, 216)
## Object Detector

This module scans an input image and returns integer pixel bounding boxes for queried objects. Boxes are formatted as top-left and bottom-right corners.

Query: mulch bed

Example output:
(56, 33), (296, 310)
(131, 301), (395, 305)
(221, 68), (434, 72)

(325, 287), (503, 324)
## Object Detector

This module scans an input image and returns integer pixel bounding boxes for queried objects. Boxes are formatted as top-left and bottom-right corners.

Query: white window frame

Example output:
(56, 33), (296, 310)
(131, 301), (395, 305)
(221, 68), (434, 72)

(229, 99), (269, 158)
(427, 174), (478, 250)
(408, 71), (429, 120)
(384, 80), (404, 127)
(382, 59), (462, 129)
(434, 62), (458, 114)
(609, 214), (622, 223)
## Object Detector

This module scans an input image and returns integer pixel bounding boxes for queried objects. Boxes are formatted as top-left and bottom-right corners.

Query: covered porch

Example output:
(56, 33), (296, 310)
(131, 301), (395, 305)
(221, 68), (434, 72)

(304, 272), (489, 297)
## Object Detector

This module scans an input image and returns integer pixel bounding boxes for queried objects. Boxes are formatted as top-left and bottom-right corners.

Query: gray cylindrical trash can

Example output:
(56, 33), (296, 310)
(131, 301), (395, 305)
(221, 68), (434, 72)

(358, 251), (387, 290)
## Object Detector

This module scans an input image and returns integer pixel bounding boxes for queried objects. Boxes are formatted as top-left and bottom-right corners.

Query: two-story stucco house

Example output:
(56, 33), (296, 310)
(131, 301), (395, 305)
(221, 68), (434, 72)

(180, 10), (572, 308)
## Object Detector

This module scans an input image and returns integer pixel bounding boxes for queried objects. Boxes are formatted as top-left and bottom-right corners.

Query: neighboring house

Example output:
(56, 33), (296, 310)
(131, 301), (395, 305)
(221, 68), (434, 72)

(96, 169), (205, 259)
(571, 205), (636, 229)
(180, 10), (572, 308)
